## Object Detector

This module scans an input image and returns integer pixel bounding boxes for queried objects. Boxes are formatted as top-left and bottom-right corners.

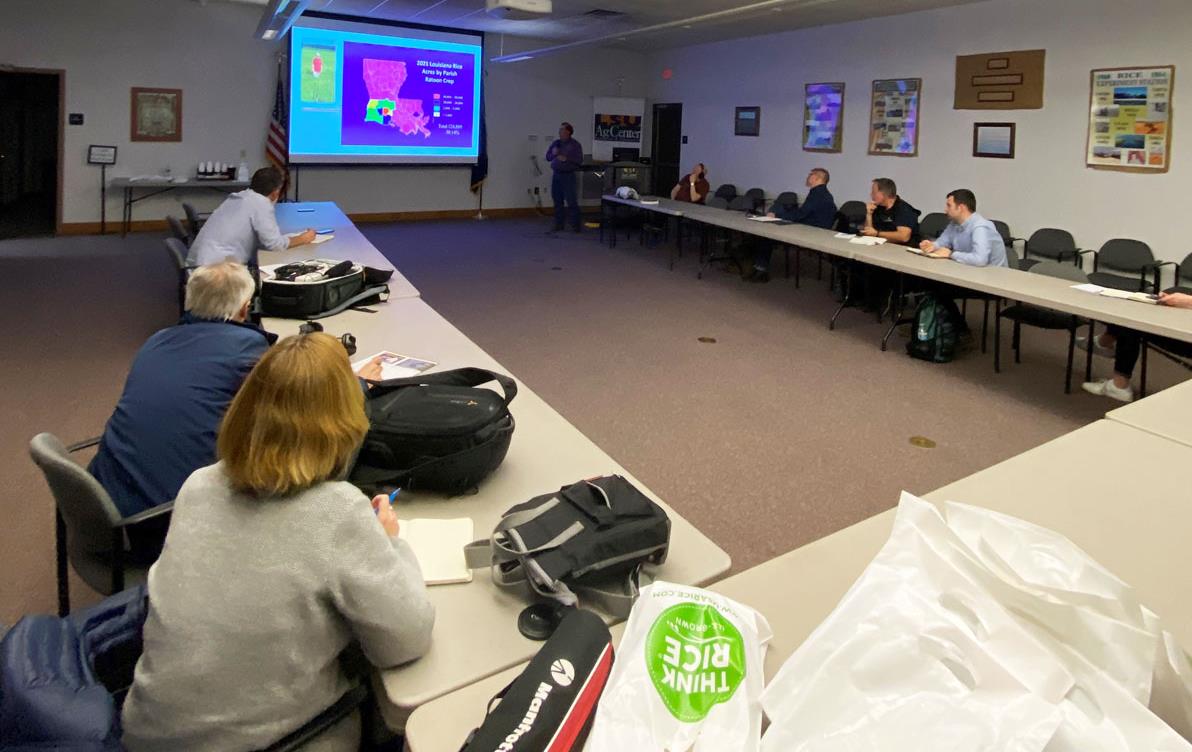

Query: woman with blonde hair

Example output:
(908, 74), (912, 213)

(122, 333), (434, 751)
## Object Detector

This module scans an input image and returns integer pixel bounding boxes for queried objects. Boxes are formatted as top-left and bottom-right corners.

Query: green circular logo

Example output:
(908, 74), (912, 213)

(645, 601), (747, 722)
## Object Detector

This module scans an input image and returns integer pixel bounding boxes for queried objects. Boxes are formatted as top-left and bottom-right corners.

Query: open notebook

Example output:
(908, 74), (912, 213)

(398, 518), (474, 585)
(286, 231), (333, 245)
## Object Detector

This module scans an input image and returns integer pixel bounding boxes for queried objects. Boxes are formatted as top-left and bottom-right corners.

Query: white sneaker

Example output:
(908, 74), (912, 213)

(1075, 335), (1114, 358)
(1081, 379), (1134, 402)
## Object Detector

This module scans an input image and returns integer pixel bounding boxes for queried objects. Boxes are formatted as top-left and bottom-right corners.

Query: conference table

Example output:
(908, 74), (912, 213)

(261, 227), (731, 730)
(272, 201), (421, 300)
(1106, 377), (1192, 447)
(602, 194), (1192, 344)
(402, 417), (1192, 750)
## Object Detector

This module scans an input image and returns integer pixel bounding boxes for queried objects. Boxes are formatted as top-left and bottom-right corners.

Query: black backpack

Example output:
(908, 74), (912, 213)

(350, 368), (516, 495)
(259, 259), (390, 319)
(907, 294), (957, 363)
(465, 476), (671, 617)
(460, 609), (613, 752)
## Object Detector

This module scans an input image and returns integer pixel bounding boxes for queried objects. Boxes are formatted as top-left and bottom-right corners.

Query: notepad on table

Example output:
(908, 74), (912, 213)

(287, 231), (333, 244)
(398, 518), (474, 585)
(849, 236), (887, 246)
(833, 232), (855, 239)
(639, 198), (660, 205)
(747, 215), (783, 223)
(352, 351), (437, 380)
(1070, 283), (1160, 304)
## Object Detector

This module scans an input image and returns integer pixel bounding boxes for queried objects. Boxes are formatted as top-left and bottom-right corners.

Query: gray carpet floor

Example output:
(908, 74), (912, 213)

(1, 219), (1184, 623)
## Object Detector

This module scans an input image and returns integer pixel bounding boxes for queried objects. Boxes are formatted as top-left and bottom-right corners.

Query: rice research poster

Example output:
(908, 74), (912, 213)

(803, 82), (844, 152)
(1086, 66), (1174, 173)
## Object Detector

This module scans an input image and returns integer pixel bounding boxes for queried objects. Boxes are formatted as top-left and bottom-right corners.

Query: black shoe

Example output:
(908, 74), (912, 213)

(748, 270), (770, 284)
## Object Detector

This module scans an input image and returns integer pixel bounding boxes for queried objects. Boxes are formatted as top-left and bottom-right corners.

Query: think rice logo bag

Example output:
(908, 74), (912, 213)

(586, 582), (771, 752)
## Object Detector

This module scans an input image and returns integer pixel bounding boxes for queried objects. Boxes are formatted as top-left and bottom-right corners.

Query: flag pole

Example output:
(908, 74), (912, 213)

(475, 183), (487, 221)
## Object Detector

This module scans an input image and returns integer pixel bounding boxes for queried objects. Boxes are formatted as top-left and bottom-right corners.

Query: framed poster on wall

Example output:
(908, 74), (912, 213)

(735, 106), (761, 137)
(803, 82), (844, 152)
(1085, 65), (1174, 173)
(869, 78), (921, 157)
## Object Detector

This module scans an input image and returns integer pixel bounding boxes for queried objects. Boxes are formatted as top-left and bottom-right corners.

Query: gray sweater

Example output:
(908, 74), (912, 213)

(121, 463), (435, 751)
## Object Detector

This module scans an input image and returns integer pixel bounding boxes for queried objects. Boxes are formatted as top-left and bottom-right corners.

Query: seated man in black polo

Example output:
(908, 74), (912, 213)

(746, 167), (837, 283)
(1081, 291), (1192, 402)
(857, 177), (921, 310)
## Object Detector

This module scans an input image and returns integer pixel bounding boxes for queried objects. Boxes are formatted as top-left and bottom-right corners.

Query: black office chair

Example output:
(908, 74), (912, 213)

(166, 215), (192, 246)
(698, 197), (749, 279)
(713, 184), (738, 202)
(990, 220), (1017, 249)
(919, 212), (948, 241)
(1148, 250), (1192, 294)
(771, 191), (799, 214)
(28, 433), (174, 617)
(1020, 228), (1079, 272)
(1082, 238), (1159, 292)
(835, 201), (867, 233)
(743, 187), (766, 212)
(994, 262), (1093, 394)
(727, 195), (754, 212)
(164, 238), (194, 316)
(182, 202), (209, 239)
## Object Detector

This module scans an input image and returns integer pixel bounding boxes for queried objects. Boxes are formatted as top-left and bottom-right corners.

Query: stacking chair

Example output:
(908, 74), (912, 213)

(164, 237), (193, 315)
(919, 212), (948, 241)
(743, 187), (766, 212)
(727, 195), (754, 212)
(1082, 238), (1159, 292)
(991, 220), (1018, 249)
(768, 192), (804, 281)
(182, 202), (209, 239)
(993, 262), (1093, 394)
(166, 214), (192, 245)
(697, 197), (749, 279)
(771, 191), (799, 214)
(835, 201), (867, 233)
(28, 433), (174, 617)
(1020, 228), (1079, 271)
(1149, 250), (1192, 294)
(713, 184), (738, 202)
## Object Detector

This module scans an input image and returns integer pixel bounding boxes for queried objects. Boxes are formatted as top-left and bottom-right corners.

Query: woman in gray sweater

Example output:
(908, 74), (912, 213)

(122, 333), (435, 751)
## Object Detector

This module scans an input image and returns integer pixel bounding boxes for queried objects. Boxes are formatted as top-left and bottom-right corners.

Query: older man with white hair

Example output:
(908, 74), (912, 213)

(89, 262), (271, 556)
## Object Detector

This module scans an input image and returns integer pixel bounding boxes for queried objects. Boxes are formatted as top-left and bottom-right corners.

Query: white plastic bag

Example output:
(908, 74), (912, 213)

(943, 501), (1192, 739)
(585, 581), (771, 752)
(761, 495), (1069, 751)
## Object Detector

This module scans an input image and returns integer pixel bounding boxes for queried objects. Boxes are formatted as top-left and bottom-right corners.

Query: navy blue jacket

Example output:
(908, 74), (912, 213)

(89, 315), (269, 517)
(773, 184), (837, 229)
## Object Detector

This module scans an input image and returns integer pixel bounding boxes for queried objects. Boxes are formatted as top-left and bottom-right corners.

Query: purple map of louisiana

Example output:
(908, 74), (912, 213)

(362, 59), (430, 138)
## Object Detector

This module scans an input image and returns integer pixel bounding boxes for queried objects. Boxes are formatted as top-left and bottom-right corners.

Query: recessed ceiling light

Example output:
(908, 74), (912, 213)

(262, 29), (278, 39)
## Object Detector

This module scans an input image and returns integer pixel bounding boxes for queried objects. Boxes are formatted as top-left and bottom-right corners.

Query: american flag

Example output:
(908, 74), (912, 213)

(266, 60), (288, 174)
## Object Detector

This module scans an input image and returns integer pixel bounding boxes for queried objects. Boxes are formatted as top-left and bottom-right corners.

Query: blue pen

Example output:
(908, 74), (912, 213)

(374, 488), (400, 515)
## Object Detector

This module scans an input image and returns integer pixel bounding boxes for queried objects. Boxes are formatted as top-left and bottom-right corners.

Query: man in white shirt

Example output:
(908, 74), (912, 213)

(187, 166), (315, 267)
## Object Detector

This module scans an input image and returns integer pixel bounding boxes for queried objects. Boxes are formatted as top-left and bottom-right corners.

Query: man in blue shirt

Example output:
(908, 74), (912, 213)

(545, 122), (584, 233)
(748, 167), (837, 283)
(919, 189), (1009, 267)
(187, 167), (316, 267)
(89, 262), (270, 555)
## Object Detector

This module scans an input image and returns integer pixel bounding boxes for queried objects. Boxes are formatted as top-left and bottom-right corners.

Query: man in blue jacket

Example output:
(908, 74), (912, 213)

(748, 167), (837, 282)
(88, 262), (270, 556)
(545, 122), (584, 234)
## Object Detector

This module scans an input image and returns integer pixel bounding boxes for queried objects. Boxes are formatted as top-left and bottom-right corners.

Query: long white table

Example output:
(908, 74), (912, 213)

(604, 195), (1192, 344)
(265, 295), (731, 731)
(1106, 377), (1192, 447)
(272, 202), (420, 300)
(110, 176), (250, 236)
(403, 418), (1192, 751)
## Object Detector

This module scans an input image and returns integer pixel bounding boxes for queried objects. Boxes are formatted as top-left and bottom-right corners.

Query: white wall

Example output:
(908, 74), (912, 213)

(646, 0), (1191, 261)
(0, 0), (647, 225)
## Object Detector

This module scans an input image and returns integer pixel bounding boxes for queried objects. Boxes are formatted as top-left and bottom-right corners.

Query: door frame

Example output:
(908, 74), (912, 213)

(651, 102), (683, 196)
(0, 65), (65, 235)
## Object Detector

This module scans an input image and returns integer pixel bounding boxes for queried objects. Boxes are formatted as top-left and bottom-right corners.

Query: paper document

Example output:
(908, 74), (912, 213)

(849, 236), (887, 246)
(1070, 283), (1159, 304)
(287, 231), (333, 245)
(747, 215), (783, 222)
(639, 199), (660, 205)
(398, 518), (474, 585)
(833, 232), (855, 239)
(352, 351), (437, 380)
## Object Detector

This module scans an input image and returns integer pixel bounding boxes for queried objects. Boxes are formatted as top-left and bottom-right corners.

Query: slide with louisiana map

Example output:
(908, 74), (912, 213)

(288, 18), (482, 164)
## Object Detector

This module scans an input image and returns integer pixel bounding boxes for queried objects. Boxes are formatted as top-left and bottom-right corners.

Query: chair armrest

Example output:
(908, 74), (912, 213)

(116, 501), (175, 528)
(67, 437), (102, 453)
(258, 684), (369, 752)
(1071, 249), (1097, 270)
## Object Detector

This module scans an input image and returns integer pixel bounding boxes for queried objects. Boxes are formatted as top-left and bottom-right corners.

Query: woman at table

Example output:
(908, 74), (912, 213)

(122, 332), (434, 752)
(1082, 291), (1192, 403)
(671, 162), (710, 204)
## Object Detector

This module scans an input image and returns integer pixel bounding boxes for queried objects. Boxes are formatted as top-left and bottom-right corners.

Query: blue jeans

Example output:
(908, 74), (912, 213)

(551, 171), (580, 230)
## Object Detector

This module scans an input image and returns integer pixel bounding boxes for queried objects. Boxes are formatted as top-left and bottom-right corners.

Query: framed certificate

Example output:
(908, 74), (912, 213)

(869, 78), (921, 157)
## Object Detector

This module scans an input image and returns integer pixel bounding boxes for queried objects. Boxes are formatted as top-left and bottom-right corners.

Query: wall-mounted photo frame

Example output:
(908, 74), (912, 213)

(130, 87), (182, 142)
(803, 82), (844, 153)
(734, 106), (761, 137)
(1085, 65), (1174, 173)
(973, 122), (1016, 158)
(869, 78), (921, 157)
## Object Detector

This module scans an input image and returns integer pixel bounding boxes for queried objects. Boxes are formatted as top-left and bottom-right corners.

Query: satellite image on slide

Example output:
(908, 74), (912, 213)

(362, 59), (431, 137)
(300, 45), (337, 103)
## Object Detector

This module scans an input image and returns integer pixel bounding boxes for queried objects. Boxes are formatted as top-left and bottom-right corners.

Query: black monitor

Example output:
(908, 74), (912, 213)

(612, 147), (640, 162)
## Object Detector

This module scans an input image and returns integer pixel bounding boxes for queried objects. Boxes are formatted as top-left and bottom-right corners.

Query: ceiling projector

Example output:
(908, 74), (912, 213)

(486, 0), (552, 20)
